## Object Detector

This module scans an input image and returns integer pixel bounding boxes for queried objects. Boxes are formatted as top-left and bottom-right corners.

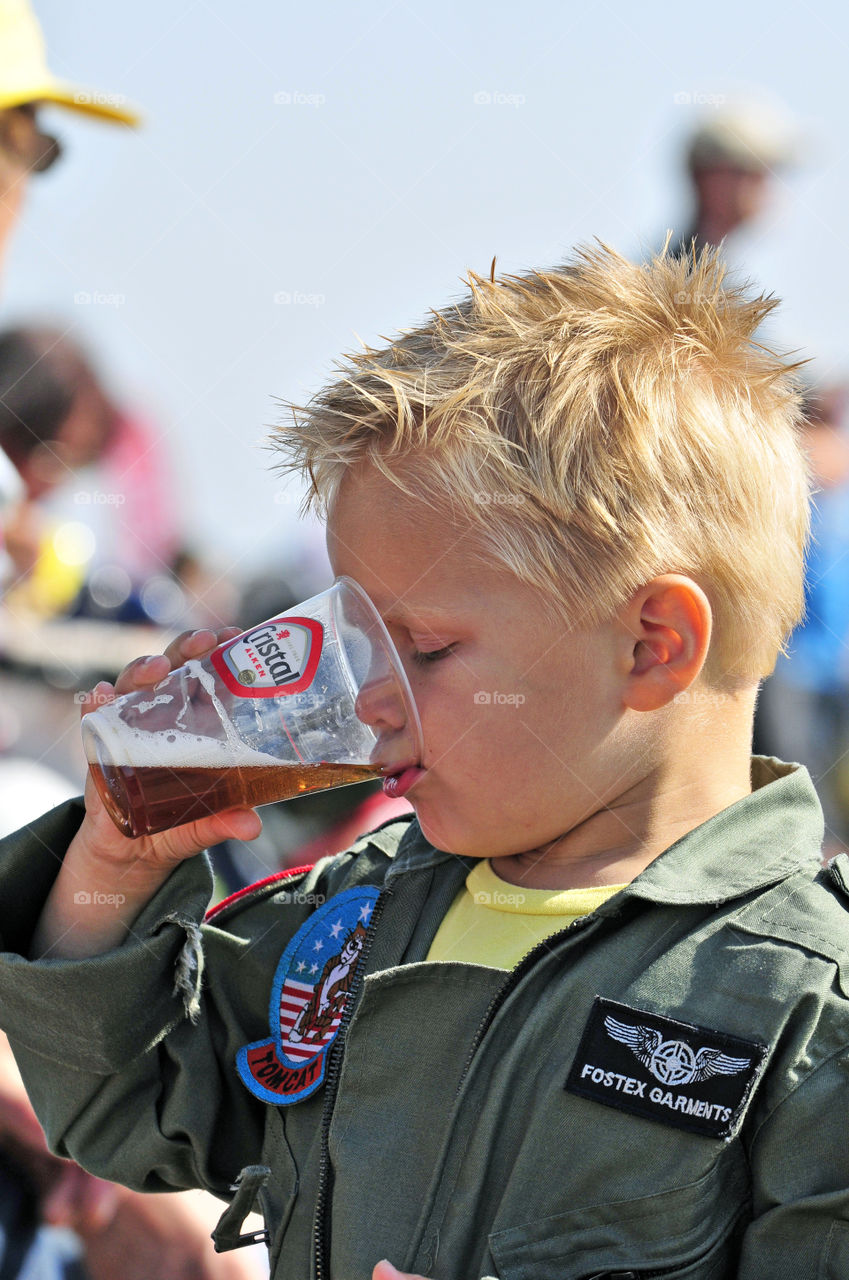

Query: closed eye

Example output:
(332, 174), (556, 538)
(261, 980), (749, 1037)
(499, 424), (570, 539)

(411, 645), (455, 666)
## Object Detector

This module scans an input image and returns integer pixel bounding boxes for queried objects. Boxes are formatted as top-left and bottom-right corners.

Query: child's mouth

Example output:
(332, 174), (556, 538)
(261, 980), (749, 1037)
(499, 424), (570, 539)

(382, 765), (426, 799)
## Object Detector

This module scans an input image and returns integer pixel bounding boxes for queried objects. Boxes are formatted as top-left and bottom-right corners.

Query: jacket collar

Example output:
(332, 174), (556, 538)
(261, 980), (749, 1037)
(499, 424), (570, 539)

(615, 757), (824, 908)
(385, 758), (824, 906)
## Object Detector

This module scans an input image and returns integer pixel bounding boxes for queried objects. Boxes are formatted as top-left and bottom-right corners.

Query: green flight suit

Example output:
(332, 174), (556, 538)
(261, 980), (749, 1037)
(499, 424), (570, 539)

(0, 757), (848, 1279)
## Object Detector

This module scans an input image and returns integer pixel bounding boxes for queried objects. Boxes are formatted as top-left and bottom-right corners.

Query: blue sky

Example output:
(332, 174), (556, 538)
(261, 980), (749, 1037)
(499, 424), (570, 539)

(4, 0), (848, 585)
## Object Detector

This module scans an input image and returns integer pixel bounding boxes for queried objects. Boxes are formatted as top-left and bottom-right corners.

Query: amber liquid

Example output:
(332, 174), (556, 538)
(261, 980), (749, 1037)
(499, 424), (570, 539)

(89, 760), (378, 838)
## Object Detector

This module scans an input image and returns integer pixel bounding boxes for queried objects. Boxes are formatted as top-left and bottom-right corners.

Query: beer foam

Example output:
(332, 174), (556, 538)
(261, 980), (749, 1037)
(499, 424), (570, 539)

(136, 693), (174, 714)
(84, 657), (286, 769)
(85, 724), (283, 769)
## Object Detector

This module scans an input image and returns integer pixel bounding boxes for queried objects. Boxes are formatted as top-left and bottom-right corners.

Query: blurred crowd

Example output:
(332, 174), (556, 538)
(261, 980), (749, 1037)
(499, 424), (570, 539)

(1, 0), (848, 1276)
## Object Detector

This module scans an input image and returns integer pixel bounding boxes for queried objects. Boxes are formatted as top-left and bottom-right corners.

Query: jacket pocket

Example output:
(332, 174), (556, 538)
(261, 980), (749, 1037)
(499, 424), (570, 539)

(489, 1153), (748, 1280)
(823, 1222), (849, 1278)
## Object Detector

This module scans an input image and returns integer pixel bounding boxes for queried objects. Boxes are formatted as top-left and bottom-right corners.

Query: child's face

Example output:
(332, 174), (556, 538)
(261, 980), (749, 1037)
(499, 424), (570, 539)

(327, 467), (640, 860)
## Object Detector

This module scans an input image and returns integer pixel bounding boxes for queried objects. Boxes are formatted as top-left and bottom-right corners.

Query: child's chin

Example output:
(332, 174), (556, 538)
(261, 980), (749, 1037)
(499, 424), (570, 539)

(415, 810), (491, 859)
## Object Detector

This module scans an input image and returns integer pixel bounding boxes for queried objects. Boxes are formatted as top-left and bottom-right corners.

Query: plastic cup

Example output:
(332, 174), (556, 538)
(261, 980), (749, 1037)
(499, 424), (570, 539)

(81, 576), (423, 837)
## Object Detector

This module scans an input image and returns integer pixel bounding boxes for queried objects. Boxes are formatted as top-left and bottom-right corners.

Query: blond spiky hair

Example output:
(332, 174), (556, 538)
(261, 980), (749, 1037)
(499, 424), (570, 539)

(272, 244), (810, 685)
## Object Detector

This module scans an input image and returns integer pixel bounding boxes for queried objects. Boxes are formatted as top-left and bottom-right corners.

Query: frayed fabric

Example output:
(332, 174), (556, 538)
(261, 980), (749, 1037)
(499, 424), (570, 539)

(166, 914), (204, 1022)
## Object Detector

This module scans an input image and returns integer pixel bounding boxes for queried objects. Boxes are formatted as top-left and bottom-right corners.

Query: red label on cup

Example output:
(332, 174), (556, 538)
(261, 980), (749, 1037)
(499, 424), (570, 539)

(211, 617), (323, 698)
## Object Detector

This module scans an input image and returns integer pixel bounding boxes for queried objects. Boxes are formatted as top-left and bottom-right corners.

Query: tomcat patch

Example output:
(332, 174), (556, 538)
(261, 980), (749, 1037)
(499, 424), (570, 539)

(237, 886), (379, 1105)
(565, 996), (768, 1140)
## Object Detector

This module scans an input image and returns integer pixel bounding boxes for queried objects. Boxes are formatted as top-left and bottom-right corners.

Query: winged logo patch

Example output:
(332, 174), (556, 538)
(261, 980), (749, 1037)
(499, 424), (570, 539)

(603, 1015), (751, 1087)
(566, 997), (768, 1139)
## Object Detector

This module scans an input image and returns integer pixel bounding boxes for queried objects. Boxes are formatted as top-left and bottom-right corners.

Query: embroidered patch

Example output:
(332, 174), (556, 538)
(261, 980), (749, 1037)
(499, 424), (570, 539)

(565, 996), (768, 1139)
(236, 885), (379, 1105)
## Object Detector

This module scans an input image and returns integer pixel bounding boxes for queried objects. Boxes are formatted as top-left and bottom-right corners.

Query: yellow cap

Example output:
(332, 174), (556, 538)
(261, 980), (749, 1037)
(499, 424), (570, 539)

(0, 0), (140, 126)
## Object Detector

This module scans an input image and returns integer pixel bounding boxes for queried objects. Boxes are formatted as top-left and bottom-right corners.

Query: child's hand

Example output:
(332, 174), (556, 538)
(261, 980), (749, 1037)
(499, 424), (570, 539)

(75, 626), (263, 874)
(31, 628), (263, 960)
(372, 1263), (432, 1280)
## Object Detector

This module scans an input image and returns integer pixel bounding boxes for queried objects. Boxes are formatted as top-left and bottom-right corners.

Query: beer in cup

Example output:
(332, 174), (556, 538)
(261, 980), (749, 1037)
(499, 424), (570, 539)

(81, 577), (423, 837)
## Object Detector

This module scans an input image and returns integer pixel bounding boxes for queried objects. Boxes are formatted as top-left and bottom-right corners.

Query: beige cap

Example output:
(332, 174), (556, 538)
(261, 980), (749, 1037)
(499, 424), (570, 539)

(687, 101), (801, 172)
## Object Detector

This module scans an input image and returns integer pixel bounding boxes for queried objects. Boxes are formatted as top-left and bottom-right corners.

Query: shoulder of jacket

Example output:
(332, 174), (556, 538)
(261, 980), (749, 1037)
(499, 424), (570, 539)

(203, 814), (415, 926)
(729, 853), (849, 997)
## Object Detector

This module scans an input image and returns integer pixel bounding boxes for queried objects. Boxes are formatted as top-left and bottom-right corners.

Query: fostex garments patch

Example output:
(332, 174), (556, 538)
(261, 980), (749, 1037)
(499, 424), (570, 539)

(236, 886), (379, 1105)
(565, 997), (768, 1140)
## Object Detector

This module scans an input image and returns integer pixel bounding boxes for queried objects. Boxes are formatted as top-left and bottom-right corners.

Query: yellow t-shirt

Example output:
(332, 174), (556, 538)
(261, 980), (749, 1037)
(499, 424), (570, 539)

(426, 859), (626, 970)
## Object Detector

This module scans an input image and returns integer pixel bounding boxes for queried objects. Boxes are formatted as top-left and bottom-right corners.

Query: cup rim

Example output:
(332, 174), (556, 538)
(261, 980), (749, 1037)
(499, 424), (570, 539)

(334, 574), (424, 766)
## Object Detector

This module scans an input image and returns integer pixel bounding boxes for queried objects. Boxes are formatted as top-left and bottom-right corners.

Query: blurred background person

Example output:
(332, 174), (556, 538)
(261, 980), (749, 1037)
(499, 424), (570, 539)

(0, 0), (137, 268)
(755, 385), (849, 856)
(0, 325), (191, 625)
(0, 3), (265, 1277)
(669, 97), (802, 258)
(664, 99), (849, 856)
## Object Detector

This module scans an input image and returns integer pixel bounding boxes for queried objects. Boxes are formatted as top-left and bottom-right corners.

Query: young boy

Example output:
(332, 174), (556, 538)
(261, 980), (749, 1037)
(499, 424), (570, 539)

(0, 245), (847, 1280)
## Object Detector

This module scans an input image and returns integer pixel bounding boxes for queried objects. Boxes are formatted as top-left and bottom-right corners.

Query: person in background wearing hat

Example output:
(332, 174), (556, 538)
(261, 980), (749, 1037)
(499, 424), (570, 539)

(670, 99), (800, 259)
(0, 0), (138, 271)
(0, 4), (264, 1277)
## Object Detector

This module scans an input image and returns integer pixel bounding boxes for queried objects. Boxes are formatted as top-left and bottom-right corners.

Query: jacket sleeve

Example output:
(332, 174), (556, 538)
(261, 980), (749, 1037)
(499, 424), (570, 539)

(0, 798), (316, 1197)
(737, 1037), (849, 1277)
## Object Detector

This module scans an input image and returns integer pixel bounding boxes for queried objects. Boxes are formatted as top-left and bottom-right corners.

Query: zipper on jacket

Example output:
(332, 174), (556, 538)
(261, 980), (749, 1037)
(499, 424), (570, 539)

(455, 911), (600, 1097)
(312, 883), (392, 1280)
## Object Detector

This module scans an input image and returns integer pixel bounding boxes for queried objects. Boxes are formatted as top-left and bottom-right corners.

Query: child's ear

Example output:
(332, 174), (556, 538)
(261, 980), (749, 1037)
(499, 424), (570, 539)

(618, 575), (712, 712)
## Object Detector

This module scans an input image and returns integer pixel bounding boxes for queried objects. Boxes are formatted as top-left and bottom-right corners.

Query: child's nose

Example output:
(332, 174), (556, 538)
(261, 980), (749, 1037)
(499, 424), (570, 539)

(355, 672), (408, 734)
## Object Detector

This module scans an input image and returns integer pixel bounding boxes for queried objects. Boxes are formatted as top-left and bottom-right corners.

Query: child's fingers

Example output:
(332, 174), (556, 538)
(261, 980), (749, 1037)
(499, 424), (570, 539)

(162, 625), (242, 670)
(153, 808), (264, 863)
(372, 1263), (432, 1280)
(95, 626), (243, 704)
(112, 652), (170, 697)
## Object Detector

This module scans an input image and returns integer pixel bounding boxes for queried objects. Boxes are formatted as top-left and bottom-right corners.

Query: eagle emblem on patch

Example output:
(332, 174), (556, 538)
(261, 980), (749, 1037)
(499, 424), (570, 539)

(236, 885), (379, 1105)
